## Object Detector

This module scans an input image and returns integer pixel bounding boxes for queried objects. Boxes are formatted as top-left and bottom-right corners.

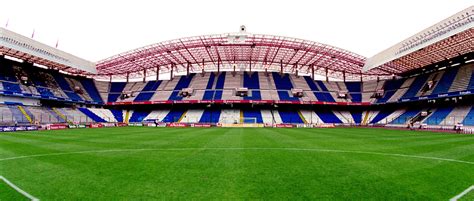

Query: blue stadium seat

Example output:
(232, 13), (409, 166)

(345, 82), (361, 92)
(244, 72), (261, 100)
(468, 72), (474, 90)
(278, 110), (304, 124)
(243, 109), (263, 123)
(350, 111), (362, 124)
(370, 109), (395, 124)
(272, 72), (293, 90)
(36, 87), (55, 98)
(245, 90), (261, 100)
(203, 90), (215, 100)
(206, 73), (216, 89)
(346, 82), (362, 102)
(431, 68), (459, 94)
(215, 72), (226, 90)
(272, 72), (299, 101)
(108, 82), (127, 102)
(199, 109), (221, 123)
(315, 109), (342, 123)
(51, 73), (85, 101)
(463, 107), (474, 126)
(78, 108), (106, 122)
(277, 91), (299, 101)
(315, 81), (329, 91)
(110, 109), (124, 122)
(304, 76), (320, 91)
(52, 73), (84, 101)
(401, 74), (430, 99)
(391, 109), (420, 124)
(2, 82), (22, 94)
(314, 92), (335, 102)
(162, 109), (186, 122)
(134, 81), (162, 101)
(169, 74), (195, 100)
(376, 79), (405, 103)
(80, 79), (104, 104)
(244, 72), (260, 89)
(424, 107), (454, 125)
(129, 111), (151, 122)
(214, 90), (223, 100)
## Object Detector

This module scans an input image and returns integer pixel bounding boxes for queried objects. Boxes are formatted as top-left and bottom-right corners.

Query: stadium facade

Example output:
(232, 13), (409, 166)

(0, 6), (473, 132)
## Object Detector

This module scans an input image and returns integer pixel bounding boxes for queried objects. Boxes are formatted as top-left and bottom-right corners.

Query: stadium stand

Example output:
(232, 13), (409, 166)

(272, 73), (299, 101)
(424, 106), (454, 125)
(242, 109), (264, 123)
(464, 107), (474, 126)
(108, 82), (127, 102)
(78, 108), (107, 122)
(391, 109), (421, 124)
(0, 11), (472, 132)
(1, 61), (474, 129)
(200, 109), (221, 123)
(315, 108), (343, 124)
(278, 110), (305, 124)
(350, 110), (363, 124)
(169, 74), (196, 100)
(162, 109), (186, 123)
(345, 82), (362, 102)
(243, 72), (261, 100)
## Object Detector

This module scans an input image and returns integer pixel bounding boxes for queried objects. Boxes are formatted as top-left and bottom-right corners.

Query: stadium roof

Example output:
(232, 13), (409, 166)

(96, 28), (391, 80)
(0, 28), (96, 74)
(363, 6), (474, 75)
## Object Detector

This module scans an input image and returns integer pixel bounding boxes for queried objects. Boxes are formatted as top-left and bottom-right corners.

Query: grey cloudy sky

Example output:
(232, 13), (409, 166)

(0, 0), (472, 62)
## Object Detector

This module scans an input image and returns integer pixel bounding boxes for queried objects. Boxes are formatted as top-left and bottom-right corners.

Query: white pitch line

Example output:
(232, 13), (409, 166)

(0, 176), (39, 201)
(450, 185), (474, 201)
(0, 147), (473, 165)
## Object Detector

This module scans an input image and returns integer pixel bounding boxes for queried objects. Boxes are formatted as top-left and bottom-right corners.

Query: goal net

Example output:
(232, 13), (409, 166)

(240, 117), (257, 124)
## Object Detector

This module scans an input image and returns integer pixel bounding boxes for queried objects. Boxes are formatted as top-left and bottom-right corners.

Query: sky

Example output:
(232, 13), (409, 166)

(0, 0), (472, 62)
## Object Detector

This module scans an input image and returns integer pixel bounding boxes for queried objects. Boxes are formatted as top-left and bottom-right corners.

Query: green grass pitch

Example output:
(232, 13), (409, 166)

(0, 127), (473, 200)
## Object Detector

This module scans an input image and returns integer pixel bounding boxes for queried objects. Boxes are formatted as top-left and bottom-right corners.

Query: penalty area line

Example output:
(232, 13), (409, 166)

(450, 185), (474, 201)
(0, 148), (473, 165)
(0, 176), (39, 201)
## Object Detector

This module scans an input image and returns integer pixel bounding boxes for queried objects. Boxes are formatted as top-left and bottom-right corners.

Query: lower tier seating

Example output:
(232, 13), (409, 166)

(0, 103), (473, 128)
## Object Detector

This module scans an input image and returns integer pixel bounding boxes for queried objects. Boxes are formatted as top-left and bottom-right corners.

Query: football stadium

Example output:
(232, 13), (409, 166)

(0, 3), (473, 200)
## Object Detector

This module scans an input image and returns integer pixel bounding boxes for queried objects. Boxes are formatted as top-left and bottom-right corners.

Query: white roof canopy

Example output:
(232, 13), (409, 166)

(0, 27), (96, 74)
(363, 6), (474, 73)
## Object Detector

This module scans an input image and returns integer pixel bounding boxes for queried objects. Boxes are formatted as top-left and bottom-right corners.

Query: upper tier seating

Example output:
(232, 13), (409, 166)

(108, 82), (127, 102)
(243, 72), (261, 100)
(1, 56), (474, 106)
(104, 61), (473, 104)
(431, 68), (458, 95)
(345, 82), (362, 102)
(272, 72), (299, 101)
(134, 81), (162, 102)
(169, 74), (196, 100)
(0, 59), (103, 104)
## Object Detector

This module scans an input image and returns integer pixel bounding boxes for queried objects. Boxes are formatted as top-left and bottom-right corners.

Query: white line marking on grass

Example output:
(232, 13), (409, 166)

(0, 148), (473, 165)
(450, 185), (474, 201)
(0, 176), (39, 201)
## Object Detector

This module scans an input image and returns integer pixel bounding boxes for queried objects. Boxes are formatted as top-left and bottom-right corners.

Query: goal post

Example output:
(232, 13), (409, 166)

(240, 117), (257, 124)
